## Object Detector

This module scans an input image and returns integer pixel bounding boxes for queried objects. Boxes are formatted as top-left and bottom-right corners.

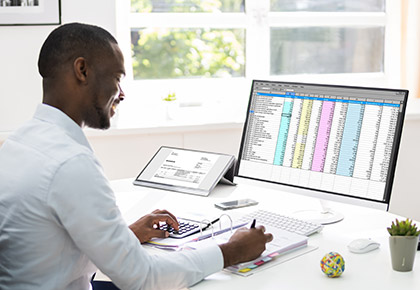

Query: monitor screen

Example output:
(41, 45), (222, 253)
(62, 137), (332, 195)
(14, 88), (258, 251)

(237, 80), (408, 210)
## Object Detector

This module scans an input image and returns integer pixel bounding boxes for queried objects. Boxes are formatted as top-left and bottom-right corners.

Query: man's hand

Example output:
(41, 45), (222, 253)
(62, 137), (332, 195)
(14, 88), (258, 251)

(129, 209), (179, 243)
(219, 226), (273, 267)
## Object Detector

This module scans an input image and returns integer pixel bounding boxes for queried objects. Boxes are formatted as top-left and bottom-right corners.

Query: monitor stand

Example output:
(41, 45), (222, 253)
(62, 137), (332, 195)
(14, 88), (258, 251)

(291, 200), (344, 225)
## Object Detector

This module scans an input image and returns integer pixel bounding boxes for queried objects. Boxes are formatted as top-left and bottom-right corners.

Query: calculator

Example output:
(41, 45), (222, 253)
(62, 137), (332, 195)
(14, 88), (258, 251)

(159, 218), (206, 239)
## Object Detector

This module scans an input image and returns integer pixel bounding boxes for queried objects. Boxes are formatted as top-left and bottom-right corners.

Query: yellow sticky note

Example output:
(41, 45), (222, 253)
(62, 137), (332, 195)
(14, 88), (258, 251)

(239, 268), (252, 273)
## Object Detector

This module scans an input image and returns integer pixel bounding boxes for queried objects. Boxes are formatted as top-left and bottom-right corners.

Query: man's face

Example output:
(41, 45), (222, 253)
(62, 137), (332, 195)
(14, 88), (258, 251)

(84, 43), (126, 130)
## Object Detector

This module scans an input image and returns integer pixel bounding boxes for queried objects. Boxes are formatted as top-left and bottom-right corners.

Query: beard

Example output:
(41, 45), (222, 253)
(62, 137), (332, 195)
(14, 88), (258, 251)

(84, 99), (111, 130)
(95, 104), (111, 129)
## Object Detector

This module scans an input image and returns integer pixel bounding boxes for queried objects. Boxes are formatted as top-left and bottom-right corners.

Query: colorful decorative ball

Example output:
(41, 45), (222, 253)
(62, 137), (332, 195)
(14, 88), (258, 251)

(320, 252), (345, 278)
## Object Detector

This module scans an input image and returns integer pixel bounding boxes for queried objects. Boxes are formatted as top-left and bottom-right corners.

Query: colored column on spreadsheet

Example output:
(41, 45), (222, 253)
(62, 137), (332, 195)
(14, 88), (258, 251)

(273, 100), (293, 166)
(336, 102), (365, 177)
(311, 101), (335, 172)
(301, 99), (323, 171)
(283, 98), (303, 167)
(323, 101), (348, 175)
(292, 98), (313, 168)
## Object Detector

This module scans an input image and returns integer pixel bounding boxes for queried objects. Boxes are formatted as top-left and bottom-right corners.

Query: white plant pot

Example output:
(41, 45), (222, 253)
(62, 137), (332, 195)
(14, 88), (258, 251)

(164, 101), (179, 121)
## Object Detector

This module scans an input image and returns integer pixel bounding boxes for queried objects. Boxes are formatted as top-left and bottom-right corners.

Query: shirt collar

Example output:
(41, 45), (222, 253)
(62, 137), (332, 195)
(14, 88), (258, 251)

(34, 104), (93, 152)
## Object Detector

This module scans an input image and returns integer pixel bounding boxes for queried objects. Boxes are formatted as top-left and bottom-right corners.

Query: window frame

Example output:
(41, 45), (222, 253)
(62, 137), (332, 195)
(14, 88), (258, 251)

(115, 0), (402, 128)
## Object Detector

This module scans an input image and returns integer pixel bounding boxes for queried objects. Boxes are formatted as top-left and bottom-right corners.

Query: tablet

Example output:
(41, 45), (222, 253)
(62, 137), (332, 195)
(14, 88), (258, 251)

(133, 146), (236, 196)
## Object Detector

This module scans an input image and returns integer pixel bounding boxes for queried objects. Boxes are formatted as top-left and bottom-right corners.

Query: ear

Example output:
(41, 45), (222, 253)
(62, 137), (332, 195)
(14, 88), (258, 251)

(73, 57), (88, 83)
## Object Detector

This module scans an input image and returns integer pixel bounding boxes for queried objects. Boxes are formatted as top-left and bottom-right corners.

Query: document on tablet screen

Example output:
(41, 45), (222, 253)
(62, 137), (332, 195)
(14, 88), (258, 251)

(150, 149), (219, 188)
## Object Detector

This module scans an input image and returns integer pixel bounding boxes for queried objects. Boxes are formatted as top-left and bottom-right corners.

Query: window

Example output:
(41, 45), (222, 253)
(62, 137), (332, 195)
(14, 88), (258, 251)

(115, 0), (401, 128)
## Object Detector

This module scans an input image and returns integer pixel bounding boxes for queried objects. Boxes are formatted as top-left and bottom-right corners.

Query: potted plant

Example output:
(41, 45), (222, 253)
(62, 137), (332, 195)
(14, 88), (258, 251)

(387, 218), (420, 272)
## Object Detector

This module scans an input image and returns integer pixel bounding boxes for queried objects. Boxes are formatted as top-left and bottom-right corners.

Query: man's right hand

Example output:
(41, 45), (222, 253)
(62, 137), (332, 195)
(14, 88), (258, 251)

(218, 226), (273, 267)
(129, 209), (179, 243)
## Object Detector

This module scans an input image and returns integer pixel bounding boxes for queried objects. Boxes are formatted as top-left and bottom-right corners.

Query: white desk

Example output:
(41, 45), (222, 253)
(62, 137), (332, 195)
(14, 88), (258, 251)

(108, 177), (420, 290)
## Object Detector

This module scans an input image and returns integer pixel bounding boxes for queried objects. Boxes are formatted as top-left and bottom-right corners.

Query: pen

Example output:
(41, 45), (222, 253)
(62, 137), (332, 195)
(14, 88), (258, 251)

(201, 218), (220, 231)
(250, 219), (256, 229)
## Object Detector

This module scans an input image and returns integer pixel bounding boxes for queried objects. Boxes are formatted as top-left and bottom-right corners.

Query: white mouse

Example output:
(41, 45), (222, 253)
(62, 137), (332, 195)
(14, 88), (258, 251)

(347, 238), (380, 254)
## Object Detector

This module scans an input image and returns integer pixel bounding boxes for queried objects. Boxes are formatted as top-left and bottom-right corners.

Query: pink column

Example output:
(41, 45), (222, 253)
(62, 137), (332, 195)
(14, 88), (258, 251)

(311, 101), (335, 172)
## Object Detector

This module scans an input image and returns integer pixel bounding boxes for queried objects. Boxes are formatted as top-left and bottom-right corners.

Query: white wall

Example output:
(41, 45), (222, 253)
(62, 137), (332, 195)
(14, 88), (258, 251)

(0, 0), (117, 132)
(389, 117), (420, 222)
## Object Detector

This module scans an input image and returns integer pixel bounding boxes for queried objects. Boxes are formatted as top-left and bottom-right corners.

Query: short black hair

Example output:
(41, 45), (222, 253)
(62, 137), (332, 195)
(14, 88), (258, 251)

(38, 22), (118, 78)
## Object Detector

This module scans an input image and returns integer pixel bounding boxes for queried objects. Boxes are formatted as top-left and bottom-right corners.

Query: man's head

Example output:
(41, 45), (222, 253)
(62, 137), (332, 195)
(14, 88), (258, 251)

(38, 22), (126, 129)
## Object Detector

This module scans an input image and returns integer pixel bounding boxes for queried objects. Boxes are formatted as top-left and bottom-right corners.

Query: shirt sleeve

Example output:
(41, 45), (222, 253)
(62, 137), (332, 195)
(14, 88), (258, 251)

(47, 153), (224, 290)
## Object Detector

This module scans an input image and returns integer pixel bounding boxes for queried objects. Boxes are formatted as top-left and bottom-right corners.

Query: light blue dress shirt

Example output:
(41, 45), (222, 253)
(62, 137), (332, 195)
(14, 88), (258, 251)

(0, 104), (223, 290)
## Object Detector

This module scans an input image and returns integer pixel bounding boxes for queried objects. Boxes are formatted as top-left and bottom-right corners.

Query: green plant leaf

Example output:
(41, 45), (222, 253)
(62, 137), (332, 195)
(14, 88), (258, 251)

(388, 218), (420, 236)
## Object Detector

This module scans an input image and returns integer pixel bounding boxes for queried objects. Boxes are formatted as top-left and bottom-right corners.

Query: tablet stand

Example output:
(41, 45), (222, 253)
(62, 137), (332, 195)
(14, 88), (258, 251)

(219, 159), (236, 186)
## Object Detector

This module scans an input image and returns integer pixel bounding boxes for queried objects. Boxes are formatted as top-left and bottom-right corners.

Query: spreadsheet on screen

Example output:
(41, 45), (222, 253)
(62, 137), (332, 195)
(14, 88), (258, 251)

(237, 80), (407, 205)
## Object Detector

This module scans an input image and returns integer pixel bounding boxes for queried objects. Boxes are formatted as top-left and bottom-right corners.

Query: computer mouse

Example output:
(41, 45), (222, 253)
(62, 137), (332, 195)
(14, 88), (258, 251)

(347, 238), (380, 254)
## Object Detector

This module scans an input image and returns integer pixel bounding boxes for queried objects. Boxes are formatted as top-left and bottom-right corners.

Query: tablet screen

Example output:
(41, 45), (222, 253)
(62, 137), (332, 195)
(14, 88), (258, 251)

(134, 147), (235, 195)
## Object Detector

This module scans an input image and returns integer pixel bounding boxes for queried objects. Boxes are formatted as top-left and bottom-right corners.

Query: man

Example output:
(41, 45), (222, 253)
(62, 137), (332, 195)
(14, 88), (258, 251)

(0, 23), (272, 289)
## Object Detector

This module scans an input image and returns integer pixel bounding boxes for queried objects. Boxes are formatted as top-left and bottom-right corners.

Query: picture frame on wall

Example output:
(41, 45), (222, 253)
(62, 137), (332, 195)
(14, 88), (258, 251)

(0, 0), (61, 26)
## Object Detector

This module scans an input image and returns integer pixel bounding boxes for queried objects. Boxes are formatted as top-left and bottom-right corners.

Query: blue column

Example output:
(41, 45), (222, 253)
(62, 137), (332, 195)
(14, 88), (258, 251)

(336, 102), (365, 177)
(273, 100), (293, 165)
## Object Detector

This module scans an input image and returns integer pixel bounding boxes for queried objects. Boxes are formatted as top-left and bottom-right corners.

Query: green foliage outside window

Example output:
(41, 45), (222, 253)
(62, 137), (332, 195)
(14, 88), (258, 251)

(131, 28), (245, 79)
(130, 0), (245, 79)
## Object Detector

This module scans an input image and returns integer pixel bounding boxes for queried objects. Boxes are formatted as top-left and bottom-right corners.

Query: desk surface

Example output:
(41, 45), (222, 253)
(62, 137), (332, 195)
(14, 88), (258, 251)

(108, 177), (420, 290)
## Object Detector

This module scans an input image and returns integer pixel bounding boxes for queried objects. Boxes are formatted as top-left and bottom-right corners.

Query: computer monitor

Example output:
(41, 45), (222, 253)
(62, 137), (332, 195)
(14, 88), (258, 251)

(236, 80), (408, 224)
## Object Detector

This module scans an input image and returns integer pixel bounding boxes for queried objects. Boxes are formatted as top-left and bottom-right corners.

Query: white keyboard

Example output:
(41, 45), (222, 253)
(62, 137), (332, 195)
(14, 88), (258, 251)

(238, 210), (323, 236)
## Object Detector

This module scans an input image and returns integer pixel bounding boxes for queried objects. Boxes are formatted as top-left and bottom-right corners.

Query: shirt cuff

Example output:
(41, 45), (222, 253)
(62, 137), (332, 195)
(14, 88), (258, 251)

(195, 242), (224, 277)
